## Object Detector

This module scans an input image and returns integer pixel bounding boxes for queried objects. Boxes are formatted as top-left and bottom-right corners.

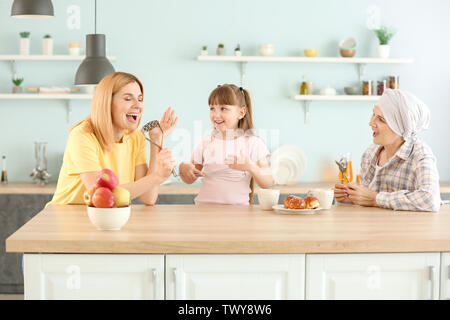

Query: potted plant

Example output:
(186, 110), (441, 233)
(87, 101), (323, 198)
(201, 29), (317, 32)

(234, 44), (241, 57)
(200, 45), (208, 56)
(42, 34), (53, 55)
(216, 43), (226, 56)
(374, 26), (395, 58)
(12, 77), (24, 93)
(19, 32), (30, 55)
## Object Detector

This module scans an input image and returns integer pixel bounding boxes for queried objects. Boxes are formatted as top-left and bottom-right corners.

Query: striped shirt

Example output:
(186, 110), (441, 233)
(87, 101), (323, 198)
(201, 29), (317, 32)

(360, 139), (441, 212)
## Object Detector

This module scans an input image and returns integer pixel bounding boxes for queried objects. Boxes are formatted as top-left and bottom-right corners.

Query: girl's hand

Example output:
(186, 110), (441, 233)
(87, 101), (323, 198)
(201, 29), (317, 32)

(226, 151), (254, 172)
(346, 183), (378, 207)
(179, 162), (204, 184)
(334, 183), (354, 204)
(149, 107), (178, 141)
(154, 148), (176, 184)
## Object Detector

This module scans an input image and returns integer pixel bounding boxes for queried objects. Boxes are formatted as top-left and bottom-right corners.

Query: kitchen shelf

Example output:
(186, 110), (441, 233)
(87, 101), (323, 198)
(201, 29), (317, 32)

(0, 93), (93, 123)
(293, 95), (379, 123)
(0, 54), (116, 61)
(197, 55), (412, 87)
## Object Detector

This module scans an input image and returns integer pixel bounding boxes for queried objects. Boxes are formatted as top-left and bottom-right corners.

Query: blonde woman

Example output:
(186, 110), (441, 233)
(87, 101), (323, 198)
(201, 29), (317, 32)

(47, 72), (177, 206)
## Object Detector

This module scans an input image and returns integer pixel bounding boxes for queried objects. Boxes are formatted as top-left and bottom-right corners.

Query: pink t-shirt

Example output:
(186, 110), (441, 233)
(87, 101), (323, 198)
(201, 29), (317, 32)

(191, 134), (270, 205)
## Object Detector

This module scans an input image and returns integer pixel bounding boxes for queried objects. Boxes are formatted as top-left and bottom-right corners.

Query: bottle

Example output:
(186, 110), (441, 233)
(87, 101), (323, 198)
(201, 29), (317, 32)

(300, 75), (309, 95)
(1, 155), (7, 184)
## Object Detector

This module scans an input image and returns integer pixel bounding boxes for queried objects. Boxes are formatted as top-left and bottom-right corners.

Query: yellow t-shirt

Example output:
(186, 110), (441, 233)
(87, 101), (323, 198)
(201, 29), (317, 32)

(46, 122), (148, 206)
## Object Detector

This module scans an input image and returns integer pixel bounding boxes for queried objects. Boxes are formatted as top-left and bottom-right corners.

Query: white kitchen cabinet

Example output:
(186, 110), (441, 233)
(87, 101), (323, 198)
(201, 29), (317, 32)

(24, 254), (164, 300)
(440, 253), (450, 300)
(165, 254), (305, 300)
(306, 253), (440, 300)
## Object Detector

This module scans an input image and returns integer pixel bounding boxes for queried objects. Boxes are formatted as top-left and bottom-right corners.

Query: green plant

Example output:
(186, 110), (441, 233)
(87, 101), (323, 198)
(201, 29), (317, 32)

(12, 78), (24, 86)
(374, 26), (396, 45)
(235, 44), (240, 51)
(202, 45), (207, 50)
(218, 43), (224, 48)
(19, 32), (30, 38)
(43, 34), (51, 39)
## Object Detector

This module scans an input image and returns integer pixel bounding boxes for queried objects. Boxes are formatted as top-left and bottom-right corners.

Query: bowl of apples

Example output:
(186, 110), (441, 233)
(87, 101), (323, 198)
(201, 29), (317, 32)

(84, 169), (131, 231)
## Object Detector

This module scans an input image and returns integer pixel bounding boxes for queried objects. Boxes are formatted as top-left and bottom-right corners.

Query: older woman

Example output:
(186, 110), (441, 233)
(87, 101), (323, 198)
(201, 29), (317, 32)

(334, 89), (441, 212)
(47, 72), (177, 206)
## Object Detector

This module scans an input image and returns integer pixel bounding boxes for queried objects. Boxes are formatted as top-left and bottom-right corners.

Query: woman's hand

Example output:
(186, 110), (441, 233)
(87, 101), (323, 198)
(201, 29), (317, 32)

(334, 183), (354, 204)
(179, 162), (204, 184)
(149, 107), (178, 141)
(154, 148), (176, 184)
(346, 183), (378, 207)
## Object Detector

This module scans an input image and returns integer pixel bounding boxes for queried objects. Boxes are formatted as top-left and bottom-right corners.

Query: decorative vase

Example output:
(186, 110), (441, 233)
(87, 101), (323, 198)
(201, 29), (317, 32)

(200, 49), (208, 56)
(42, 38), (53, 55)
(234, 50), (242, 57)
(12, 86), (22, 94)
(377, 45), (390, 58)
(20, 38), (30, 55)
(69, 42), (81, 55)
(216, 47), (226, 56)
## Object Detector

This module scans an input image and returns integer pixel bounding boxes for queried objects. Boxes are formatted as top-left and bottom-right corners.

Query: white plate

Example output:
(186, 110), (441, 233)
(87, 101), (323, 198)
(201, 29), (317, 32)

(272, 204), (322, 215)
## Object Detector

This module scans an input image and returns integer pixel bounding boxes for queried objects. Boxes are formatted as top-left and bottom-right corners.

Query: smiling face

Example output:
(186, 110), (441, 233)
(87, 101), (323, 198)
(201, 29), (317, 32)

(111, 81), (143, 134)
(209, 104), (246, 134)
(369, 106), (401, 146)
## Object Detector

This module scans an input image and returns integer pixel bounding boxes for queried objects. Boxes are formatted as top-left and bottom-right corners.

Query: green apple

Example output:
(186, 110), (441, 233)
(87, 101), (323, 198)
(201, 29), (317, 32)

(112, 186), (131, 207)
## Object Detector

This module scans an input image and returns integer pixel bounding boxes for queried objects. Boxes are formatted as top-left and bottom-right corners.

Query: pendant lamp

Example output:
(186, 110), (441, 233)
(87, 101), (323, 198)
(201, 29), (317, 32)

(74, 0), (114, 86)
(11, 0), (54, 18)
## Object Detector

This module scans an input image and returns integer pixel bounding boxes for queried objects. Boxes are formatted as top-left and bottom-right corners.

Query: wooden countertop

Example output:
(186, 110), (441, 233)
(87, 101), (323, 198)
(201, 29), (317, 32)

(6, 204), (450, 254)
(2, 181), (450, 195)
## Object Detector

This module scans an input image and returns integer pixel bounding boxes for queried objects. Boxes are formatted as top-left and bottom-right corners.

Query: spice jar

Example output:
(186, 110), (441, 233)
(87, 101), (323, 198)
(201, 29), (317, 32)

(389, 76), (399, 89)
(362, 80), (372, 95)
(377, 80), (386, 95)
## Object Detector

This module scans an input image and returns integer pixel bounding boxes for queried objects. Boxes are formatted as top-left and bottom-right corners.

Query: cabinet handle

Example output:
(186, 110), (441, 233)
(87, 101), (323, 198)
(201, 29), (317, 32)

(429, 266), (435, 300)
(173, 268), (177, 299)
(152, 269), (157, 299)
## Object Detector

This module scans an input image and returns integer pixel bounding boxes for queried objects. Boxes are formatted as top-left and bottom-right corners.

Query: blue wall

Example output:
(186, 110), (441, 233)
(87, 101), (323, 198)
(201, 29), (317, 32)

(1, 0), (449, 183)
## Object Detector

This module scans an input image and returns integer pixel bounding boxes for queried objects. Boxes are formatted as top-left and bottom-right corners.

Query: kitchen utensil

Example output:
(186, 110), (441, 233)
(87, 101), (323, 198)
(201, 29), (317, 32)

(309, 189), (334, 209)
(272, 204), (322, 214)
(30, 141), (51, 184)
(335, 157), (348, 184)
(257, 189), (280, 210)
(258, 44), (274, 56)
(304, 48), (318, 57)
(344, 86), (361, 95)
(141, 120), (178, 177)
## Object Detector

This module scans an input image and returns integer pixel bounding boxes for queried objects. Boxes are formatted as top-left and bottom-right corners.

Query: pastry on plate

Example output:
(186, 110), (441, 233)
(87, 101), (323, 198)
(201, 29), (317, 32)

(304, 196), (320, 209)
(283, 195), (306, 209)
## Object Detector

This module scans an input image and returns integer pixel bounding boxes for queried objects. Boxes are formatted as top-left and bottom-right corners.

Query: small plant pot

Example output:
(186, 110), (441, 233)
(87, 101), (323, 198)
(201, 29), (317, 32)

(216, 47), (226, 56)
(20, 38), (30, 55)
(234, 50), (242, 57)
(12, 86), (22, 94)
(42, 38), (53, 55)
(377, 45), (390, 58)
(200, 50), (208, 56)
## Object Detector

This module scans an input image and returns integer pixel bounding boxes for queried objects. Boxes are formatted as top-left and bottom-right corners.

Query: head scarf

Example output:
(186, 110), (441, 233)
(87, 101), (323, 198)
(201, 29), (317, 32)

(377, 89), (430, 141)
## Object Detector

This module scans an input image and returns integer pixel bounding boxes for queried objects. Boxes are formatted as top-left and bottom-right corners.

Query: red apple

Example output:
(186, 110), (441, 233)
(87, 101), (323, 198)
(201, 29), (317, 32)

(95, 168), (119, 190)
(83, 186), (97, 206)
(92, 187), (115, 208)
(112, 186), (131, 207)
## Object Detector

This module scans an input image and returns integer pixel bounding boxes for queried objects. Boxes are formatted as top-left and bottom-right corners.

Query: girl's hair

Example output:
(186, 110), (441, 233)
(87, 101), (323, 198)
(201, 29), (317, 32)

(208, 84), (256, 203)
(70, 72), (144, 152)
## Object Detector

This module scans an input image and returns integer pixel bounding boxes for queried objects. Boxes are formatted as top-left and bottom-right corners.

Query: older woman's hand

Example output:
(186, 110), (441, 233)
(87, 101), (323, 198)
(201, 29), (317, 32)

(154, 148), (176, 184)
(346, 183), (378, 207)
(334, 183), (354, 204)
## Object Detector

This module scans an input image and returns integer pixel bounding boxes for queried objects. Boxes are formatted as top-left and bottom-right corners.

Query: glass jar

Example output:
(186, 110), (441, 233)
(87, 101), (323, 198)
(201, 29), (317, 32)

(389, 76), (399, 89)
(362, 80), (372, 95)
(377, 80), (386, 95)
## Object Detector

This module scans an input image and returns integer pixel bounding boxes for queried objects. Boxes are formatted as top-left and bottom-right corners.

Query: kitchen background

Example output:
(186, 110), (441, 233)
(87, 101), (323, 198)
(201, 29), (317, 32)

(0, 0), (449, 183)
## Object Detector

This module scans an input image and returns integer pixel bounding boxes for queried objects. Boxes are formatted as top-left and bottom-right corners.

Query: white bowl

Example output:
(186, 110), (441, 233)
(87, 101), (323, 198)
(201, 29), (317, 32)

(87, 206), (131, 231)
(258, 44), (274, 56)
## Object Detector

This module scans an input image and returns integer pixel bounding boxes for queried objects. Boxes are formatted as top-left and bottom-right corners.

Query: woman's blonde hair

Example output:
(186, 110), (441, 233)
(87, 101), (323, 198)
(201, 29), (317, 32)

(208, 84), (256, 203)
(70, 72), (144, 152)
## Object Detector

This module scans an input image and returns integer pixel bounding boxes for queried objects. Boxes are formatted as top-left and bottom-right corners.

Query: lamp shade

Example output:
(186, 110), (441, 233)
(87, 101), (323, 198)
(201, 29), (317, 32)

(11, 0), (54, 18)
(75, 34), (115, 86)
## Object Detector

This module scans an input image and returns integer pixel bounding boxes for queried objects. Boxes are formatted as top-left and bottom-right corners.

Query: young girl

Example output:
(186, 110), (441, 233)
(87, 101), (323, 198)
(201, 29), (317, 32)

(179, 84), (273, 205)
